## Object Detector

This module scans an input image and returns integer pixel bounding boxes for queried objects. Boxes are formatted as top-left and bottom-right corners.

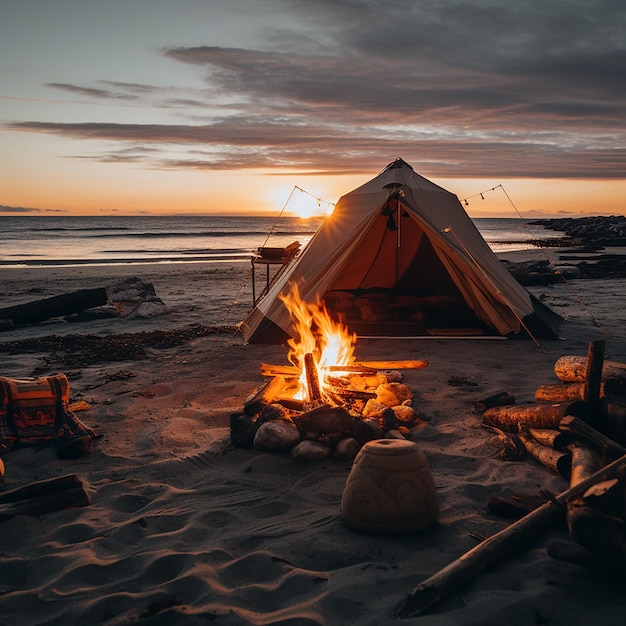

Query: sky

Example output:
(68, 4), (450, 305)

(1, 0), (625, 218)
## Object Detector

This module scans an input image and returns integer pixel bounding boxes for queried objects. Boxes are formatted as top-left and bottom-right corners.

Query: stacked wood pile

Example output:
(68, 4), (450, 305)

(397, 339), (626, 618)
(230, 359), (428, 461)
(475, 340), (626, 577)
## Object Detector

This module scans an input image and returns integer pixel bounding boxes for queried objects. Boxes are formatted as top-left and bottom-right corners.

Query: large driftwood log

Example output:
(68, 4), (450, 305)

(0, 288), (108, 328)
(554, 355), (626, 383)
(0, 474), (89, 522)
(482, 401), (583, 432)
(396, 452), (626, 618)
(0, 474), (84, 503)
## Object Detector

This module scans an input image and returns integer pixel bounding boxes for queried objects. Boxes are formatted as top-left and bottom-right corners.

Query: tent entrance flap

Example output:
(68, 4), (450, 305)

(323, 209), (495, 337)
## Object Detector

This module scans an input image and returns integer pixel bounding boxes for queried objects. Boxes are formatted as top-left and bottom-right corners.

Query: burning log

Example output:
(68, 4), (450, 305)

(324, 380), (377, 401)
(328, 364), (378, 374)
(260, 363), (299, 377)
(304, 352), (323, 408)
(244, 376), (289, 415)
(355, 359), (428, 370)
(260, 359), (428, 377)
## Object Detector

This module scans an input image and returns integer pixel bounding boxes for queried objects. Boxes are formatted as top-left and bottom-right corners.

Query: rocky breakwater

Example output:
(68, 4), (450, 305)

(502, 216), (626, 285)
(530, 215), (626, 249)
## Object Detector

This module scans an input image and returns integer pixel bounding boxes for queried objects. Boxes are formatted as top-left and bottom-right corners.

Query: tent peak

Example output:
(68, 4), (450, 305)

(381, 158), (415, 173)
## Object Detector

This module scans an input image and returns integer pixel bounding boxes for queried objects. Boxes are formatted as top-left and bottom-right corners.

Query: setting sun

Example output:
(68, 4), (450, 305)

(287, 187), (335, 218)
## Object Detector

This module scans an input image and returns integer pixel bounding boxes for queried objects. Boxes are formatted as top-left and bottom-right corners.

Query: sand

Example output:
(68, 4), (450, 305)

(1, 252), (625, 625)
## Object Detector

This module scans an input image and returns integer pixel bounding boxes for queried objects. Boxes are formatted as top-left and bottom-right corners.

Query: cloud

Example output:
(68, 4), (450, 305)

(0, 205), (66, 214)
(6, 0), (626, 180)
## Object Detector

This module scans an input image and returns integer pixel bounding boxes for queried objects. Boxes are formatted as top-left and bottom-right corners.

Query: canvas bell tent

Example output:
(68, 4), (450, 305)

(240, 158), (561, 344)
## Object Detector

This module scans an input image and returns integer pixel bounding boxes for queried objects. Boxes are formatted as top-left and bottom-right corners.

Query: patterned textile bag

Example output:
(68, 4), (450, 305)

(0, 374), (96, 451)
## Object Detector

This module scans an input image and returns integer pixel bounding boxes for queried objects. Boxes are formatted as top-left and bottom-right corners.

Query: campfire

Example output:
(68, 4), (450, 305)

(231, 284), (428, 460)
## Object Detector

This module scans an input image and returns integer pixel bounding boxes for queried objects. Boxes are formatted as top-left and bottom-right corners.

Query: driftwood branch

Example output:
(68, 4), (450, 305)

(0, 288), (108, 328)
(396, 452), (626, 619)
(559, 415), (626, 459)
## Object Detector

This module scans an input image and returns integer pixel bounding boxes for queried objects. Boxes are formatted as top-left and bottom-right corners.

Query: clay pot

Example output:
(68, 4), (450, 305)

(341, 439), (438, 533)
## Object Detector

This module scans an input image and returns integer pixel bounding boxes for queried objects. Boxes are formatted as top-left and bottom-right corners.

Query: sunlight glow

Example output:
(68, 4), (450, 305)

(287, 188), (334, 218)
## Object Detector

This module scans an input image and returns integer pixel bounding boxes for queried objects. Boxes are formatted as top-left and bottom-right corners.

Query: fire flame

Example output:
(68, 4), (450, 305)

(279, 283), (357, 401)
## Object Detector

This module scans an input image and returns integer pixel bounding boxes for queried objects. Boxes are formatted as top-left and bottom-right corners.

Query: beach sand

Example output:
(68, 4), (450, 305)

(1, 252), (625, 625)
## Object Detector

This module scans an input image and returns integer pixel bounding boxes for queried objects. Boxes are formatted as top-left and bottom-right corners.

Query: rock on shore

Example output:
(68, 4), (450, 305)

(503, 216), (626, 285)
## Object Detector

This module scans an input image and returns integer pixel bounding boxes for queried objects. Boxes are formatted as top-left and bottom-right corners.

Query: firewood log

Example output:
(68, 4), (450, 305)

(304, 353), (323, 407)
(534, 382), (600, 402)
(554, 355), (626, 383)
(353, 360), (428, 370)
(482, 401), (583, 432)
(582, 340), (605, 411)
(472, 391), (515, 414)
(519, 429), (570, 477)
(260, 363), (299, 377)
(244, 376), (288, 415)
(528, 428), (569, 450)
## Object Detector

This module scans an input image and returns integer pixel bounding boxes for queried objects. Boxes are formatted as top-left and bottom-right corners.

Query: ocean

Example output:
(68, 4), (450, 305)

(0, 215), (559, 268)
